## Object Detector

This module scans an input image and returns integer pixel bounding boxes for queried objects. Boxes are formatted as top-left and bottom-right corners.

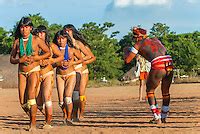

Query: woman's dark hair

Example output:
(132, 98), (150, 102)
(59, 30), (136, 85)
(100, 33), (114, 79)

(63, 24), (90, 47)
(32, 25), (50, 45)
(53, 30), (73, 47)
(14, 17), (33, 39)
(32, 27), (39, 36)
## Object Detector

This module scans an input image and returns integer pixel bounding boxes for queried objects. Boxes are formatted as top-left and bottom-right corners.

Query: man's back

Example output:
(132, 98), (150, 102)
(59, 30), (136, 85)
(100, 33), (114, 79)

(136, 38), (167, 62)
(124, 27), (173, 124)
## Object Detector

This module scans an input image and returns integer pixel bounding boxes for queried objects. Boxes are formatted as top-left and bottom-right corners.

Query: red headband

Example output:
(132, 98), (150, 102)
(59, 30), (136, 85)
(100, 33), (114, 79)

(133, 27), (147, 36)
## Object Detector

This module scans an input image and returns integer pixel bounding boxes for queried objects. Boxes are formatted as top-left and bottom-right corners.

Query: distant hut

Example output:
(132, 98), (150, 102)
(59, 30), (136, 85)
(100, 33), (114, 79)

(120, 66), (139, 83)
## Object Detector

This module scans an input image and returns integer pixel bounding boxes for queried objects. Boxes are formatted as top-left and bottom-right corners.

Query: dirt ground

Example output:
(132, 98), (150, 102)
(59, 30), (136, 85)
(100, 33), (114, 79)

(0, 83), (200, 134)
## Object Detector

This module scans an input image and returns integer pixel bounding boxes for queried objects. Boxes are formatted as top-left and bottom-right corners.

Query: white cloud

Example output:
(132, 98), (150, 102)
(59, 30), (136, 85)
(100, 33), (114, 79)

(114, 0), (131, 7)
(114, 0), (171, 8)
(133, 0), (170, 6)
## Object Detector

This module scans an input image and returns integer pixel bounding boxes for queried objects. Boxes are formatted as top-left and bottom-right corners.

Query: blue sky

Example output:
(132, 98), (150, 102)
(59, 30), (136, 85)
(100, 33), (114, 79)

(0, 0), (199, 39)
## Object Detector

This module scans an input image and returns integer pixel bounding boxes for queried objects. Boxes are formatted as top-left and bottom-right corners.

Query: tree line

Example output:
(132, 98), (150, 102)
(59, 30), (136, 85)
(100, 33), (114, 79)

(0, 13), (199, 80)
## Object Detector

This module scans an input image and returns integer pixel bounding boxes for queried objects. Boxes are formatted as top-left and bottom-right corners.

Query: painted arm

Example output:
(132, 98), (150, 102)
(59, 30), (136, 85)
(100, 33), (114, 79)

(34, 37), (50, 61)
(83, 46), (96, 65)
(62, 48), (83, 68)
(50, 43), (64, 64)
(77, 41), (94, 62)
(124, 44), (139, 64)
(73, 48), (84, 65)
(10, 40), (28, 64)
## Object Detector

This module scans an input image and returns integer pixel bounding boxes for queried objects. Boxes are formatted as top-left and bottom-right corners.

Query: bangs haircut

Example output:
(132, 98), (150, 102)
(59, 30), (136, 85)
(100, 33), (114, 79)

(14, 17), (33, 39)
(63, 24), (90, 47)
(37, 25), (47, 33)
(19, 17), (33, 27)
(37, 25), (50, 45)
(53, 30), (73, 47)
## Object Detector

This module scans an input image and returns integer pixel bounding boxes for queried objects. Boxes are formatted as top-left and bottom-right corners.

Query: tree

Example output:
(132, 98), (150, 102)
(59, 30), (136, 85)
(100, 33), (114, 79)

(0, 27), (13, 54)
(160, 31), (200, 75)
(48, 23), (63, 41)
(28, 14), (62, 42)
(28, 13), (49, 28)
(12, 13), (49, 35)
(79, 22), (123, 79)
(118, 29), (137, 74)
(150, 23), (171, 38)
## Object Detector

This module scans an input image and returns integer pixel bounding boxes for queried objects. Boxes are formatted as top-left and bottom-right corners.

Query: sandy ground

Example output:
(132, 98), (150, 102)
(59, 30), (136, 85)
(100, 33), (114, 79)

(0, 83), (200, 134)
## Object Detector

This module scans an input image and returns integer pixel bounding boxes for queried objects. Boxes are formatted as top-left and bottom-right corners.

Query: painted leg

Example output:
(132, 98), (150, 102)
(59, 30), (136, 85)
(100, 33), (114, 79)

(79, 96), (86, 119)
(79, 73), (89, 120)
(42, 75), (53, 129)
(64, 97), (73, 125)
(146, 70), (164, 124)
(28, 99), (37, 131)
(36, 85), (45, 116)
(139, 80), (146, 101)
(161, 71), (173, 123)
(56, 75), (66, 122)
(18, 74), (30, 116)
(64, 75), (76, 125)
(27, 72), (39, 131)
(43, 101), (53, 129)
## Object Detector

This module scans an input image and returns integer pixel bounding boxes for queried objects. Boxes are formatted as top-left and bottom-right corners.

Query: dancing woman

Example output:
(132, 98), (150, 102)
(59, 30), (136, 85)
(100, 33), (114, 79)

(33, 25), (63, 128)
(53, 30), (83, 124)
(10, 17), (50, 131)
(63, 24), (96, 121)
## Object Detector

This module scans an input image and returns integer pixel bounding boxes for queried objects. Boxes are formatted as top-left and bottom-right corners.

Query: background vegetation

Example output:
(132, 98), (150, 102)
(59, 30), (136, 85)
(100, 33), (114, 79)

(0, 13), (199, 81)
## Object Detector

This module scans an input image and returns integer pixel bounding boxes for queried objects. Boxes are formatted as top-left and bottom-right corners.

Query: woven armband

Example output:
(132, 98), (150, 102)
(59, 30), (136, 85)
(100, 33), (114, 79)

(129, 47), (138, 54)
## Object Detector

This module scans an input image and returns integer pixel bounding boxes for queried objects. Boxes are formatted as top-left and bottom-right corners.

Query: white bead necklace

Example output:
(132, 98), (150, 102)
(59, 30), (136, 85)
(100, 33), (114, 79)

(22, 38), (29, 42)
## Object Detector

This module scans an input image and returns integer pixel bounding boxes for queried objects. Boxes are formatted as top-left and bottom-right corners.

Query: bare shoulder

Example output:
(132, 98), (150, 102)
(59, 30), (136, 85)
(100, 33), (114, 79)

(32, 35), (40, 41)
(134, 41), (141, 50)
(75, 40), (85, 49)
(50, 43), (57, 48)
(76, 40), (84, 47)
(85, 45), (91, 51)
(50, 43), (59, 50)
(69, 46), (75, 51)
(14, 38), (19, 45)
(33, 35), (46, 47)
(11, 39), (20, 49)
(153, 37), (162, 44)
(73, 47), (79, 53)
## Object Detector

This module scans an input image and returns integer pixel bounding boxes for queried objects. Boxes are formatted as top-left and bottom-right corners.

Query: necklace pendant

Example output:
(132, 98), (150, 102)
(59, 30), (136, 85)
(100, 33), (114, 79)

(23, 38), (28, 42)
(60, 47), (65, 50)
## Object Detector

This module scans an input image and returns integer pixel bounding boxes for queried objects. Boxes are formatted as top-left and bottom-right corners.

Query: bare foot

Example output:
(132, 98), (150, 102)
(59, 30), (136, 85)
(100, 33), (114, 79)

(161, 118), (167, 123)
(65, 119), (74, 126)
(149, 119), (162, 124)
(72, 118), (80, 122)
(43, 123), (53, 129)
(28, 125), (36, 132)
(38, 106), (45, 116)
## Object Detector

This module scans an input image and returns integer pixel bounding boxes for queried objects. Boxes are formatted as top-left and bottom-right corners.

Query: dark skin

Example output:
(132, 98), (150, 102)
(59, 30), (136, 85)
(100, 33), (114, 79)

(36, 31), (64, 126)
(125, 38), (166, 63)
(10, 25), (50, 130)
(56, 35), (83, 122)
(65, 28), (96, 120)
(124, 36), (173, 110)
